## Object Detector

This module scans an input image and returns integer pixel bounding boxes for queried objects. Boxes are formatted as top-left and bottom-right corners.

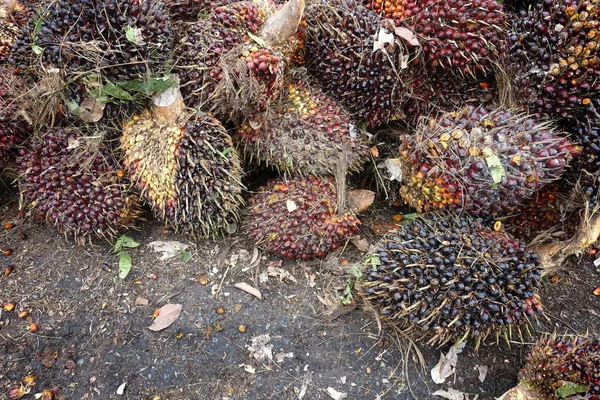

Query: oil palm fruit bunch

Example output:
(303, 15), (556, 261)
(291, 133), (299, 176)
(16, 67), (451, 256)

(398, 106), (574, 218)
(247, 175), (361, 260)
(303, 0), (419, 127)
(16, 128), (141, 241)
(0, 21), (17, 63)
(0, 67), (30, 165)
(121, 87), (244, 238)
(361, 213), (544, 346)
(508, 0), (600, 121)
(237, 76), (369, 175)
(9, 0), (174, 88)
(168, 0), (234, 20)
(501, 335), (600, 400)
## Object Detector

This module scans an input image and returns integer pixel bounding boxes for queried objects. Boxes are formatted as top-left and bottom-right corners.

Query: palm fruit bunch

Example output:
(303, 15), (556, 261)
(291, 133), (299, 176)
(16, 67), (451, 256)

(16, 129), (141, 240)
(404, 0), (507, 76)
(121, 88), (244, 238)
(174, 1), (268, 114)
(361, 213), (544, 346)
(402, 72), (497, 126)
(303, 0), (418, 127)
(237, 77), (369, 175)
(167, 0), (234, 20)
(503, 335), (600, 400)
(508, 0), (600, 120)
(247, 175), (360, 260)
(0, 22), (17, 63)
(0, 67), (30, 165)
(398, 106), (574, 218)
(9, 0), (174, 85)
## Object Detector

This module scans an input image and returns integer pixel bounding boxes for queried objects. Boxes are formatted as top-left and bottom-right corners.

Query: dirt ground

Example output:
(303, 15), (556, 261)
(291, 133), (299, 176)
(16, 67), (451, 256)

(0, 189), (599, 400)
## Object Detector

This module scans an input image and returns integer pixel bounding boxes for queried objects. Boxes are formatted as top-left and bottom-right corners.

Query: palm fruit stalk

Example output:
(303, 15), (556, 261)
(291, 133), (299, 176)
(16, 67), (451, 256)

(508, 0), (600, 121)
(402, 0), (507, 76)
(237, 76), (369, 175)
(247, 175), (361, 260)
(121, 86), (244, 238)
(501, 335), (600, 400)
(360, 213), (544, 346)
(398, 106), (574, 218)
(303, 0), (419, 127)
(16, 129), (141, 241)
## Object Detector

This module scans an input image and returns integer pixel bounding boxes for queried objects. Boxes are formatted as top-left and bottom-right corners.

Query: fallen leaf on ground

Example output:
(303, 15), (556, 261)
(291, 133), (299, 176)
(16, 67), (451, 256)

(148, 303), (182, 331)
(350, 236), (370, 252)
(346, 190), (375, 213)
(476, 365), (488, 383)
(246, 334), (273, 362)
(242, 364), (256, 374)
(431, 342), (466, 384)
(79, 96), (105, 123)
(307, 273), (316, 288)
(275, 352), (293, 362)
(134, 296), (149, 307)
(326, 387), (348, 399)
(433, 388), (478, 400)
(147, 241), (190, 260)
(116, 382), (127, 395)
(234, 282), (262, 300)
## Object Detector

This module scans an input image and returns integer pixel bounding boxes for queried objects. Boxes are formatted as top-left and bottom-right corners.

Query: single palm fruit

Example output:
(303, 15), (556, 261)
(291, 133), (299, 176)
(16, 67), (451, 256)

(121, 86), (244, 238)
(508, 0), (600, 120)
(361, 213), (544, 346)
(237, 76), (369, 175)
(303, 0), (419, 127)
(398, 107), (574, 218)
(16, 129), (141, 241)
(501, 335), (600, 400)
(10, 0), (174, 81)
(247, 175), (361, 260)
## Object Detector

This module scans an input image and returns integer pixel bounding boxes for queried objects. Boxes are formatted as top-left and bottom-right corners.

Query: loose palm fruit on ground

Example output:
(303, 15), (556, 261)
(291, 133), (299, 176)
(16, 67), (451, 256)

(508, 0), (600, 120)
(121, 87), (244, 238)
(237, 76), (369, 175)
(10, 0), (174, 82)
(398, 107), (574, 218)
(16, 128), (141, 241)
(303, 0), (419, 127)
(247, 175), (360, 260)
(501, 335), (600, 400)
(361, 213), (543, 346)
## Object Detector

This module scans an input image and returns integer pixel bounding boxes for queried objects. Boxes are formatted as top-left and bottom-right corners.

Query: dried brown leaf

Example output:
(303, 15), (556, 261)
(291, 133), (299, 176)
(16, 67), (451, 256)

(148, 303), (182, 331)
(346, 190), (375, 213)
(79, 96), (105, 123)
(350, 236), (370, 252)
(234, 282), (262, 299)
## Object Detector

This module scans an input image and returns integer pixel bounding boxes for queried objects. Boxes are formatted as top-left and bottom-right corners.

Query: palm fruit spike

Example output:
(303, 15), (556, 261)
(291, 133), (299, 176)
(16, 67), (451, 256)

(501, 335), (600, 400)
(9, 0), (173, 82)
(121, 86), (244, 238)
(237, 77), (369, 175)
(398, 106), (574, 218)
(508, 0), (600, 121)
(361, 213), (544, 347)
(303, 0), (418, 127)
(404, 0), (507, 76)
(247, 175), (361, 260)
(16, 129), (141, 241)
(0, 21), (17, 64)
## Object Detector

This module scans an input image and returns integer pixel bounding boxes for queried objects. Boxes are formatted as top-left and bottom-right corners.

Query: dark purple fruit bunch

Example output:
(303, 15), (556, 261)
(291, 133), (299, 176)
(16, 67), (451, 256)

(10, 0), (174, 82)
(0, 67), (30, 165)
(0, 22), (17, 64)
(399, 107), (574, 217)
(247, 176), (360, 260)
(167, 0), (234, 20)
(508, 0), (600, 120)
(16, 129), (141, 241)
(237, 77), (369, 175)
(517, 335), (600, 400)
(361, 213), (544, 346)
(303, 0), (419, 127)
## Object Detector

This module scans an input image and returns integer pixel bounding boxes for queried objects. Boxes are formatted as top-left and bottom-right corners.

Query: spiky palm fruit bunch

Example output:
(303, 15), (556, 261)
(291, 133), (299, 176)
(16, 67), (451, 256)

(168, 0), (234, 20)
(0, 67), (30, 165)
(247, 176), (360, 260)
(237, 77), (369, 175)
(121, 89), (244, 238)
(175, 1), (267, 110)
(403, 72), (497, 126)
(398, 107), (574, 218)
(508, 0), (600, 120)
(361, 213), (544, 346)
(0, 22), (17, 64)
(515, 336), (600, 399)
(16, 129), (141, 240)
(303, 0), (418, 127)
(10, 0), (173, 82)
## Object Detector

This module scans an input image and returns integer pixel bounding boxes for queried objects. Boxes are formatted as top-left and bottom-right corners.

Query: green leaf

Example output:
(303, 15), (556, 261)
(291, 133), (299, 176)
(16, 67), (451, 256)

(102, 81), (134, 101)
(180, 250), (191, 263)
(340, 281), (354, 305)
(350, 264), (363, 279)
(221, 147), (232, 156)
(483, 148), (506, 184)
(116, 76), (177, 95)
(555, 382), (588, 398)
(400, 212), (419, 225)
(87, 87), (111, 104)
(114, 234), (139, 253)
(64, 98), (80, 115)
(31, 44), (43, 55)
(247, 31), (267, 47)
(125, 26), (137, 44)
(33, 17), (43, 35)
(114, 235), (125, 253)
(118, 252), (132, 279)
